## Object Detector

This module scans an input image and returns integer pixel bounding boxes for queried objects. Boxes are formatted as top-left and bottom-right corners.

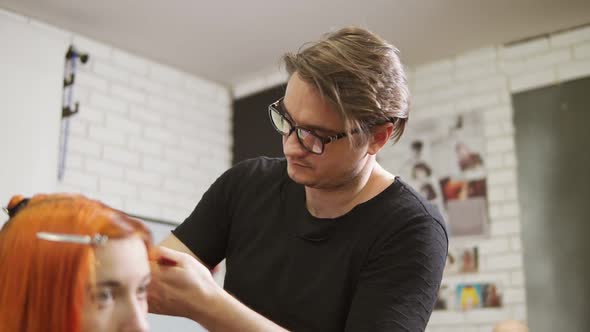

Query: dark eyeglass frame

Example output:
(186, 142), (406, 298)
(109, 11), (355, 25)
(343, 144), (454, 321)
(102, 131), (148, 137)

(268, 97), (351, 155)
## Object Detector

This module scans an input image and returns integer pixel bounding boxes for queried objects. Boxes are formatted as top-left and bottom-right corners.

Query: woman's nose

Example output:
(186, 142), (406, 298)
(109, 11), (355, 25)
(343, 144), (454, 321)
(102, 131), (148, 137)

(121, 298), (149, 332)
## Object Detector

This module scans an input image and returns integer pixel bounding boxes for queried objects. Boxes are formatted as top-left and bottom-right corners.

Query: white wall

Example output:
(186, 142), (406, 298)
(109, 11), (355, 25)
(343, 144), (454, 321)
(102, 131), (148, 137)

(0, 10), (232, 225)
(0, 9), (231, 332)
(55, 36), (232, 224)
(0, 11), (68, 211)
(233, 25), (590, 332)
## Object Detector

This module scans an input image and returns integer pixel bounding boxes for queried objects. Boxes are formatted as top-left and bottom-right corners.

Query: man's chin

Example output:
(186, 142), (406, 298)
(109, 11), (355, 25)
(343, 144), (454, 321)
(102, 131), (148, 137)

(287, 165), (316, 187)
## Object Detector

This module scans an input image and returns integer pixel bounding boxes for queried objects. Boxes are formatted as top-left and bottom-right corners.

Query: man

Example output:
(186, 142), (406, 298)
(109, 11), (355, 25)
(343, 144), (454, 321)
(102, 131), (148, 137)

(149, 26), (448, 331)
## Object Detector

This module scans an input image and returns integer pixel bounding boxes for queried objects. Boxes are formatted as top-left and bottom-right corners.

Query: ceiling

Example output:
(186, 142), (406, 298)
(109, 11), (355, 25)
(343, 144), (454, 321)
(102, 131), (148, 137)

(1, 0), (590, 88)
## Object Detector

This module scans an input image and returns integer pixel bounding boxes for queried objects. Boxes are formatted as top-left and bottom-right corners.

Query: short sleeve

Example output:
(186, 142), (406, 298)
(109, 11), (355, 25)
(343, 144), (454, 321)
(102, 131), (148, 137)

(172, 166), (237, 268)
(344, 217), (448, 332)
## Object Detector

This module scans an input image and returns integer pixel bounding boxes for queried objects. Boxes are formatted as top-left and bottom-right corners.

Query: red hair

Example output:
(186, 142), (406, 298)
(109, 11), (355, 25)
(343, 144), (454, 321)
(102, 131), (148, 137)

(0, 193), (153, 332)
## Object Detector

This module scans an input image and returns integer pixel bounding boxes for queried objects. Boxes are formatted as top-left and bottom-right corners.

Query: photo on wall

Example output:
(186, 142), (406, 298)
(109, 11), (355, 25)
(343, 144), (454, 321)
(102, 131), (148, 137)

(456, 283), (503, 311)
(444, 246), (479, 274)
(398, 112), (489, 237)
(434, 284), (453, 310)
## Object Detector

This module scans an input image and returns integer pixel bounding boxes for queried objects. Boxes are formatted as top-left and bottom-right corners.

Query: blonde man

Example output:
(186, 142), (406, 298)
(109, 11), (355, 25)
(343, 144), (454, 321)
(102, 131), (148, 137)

(149, 27), (448, 331)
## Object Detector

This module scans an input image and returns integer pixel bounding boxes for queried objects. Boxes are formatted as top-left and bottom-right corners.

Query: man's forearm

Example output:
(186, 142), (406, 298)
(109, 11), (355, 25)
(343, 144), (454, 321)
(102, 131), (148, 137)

(153, 237), (287, 331)
(193, 286), (288, 332)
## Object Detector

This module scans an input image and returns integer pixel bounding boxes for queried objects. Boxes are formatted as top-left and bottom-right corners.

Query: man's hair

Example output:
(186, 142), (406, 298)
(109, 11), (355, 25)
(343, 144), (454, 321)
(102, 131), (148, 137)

(282, 26), (410, 143)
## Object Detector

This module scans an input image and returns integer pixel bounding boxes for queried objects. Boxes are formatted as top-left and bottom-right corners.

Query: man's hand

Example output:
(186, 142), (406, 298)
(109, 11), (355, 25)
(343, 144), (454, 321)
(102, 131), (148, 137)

(148, 246), (221, 321)
(149, 236), (288, 331)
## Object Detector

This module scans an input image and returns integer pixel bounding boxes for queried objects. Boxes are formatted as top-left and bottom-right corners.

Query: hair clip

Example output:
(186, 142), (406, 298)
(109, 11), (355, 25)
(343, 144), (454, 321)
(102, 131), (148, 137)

(5, 198), (30, 218)
(37, 232), (108, 246)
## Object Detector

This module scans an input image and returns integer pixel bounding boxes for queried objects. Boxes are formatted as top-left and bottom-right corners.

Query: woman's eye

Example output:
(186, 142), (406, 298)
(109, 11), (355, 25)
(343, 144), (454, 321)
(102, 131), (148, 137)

(137, 283), (149, 300)
(94, 288), (114, 306)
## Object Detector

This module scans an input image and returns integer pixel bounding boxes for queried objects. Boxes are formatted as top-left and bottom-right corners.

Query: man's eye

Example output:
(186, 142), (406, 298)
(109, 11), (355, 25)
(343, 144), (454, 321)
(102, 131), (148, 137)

(298, 128), (318, 139)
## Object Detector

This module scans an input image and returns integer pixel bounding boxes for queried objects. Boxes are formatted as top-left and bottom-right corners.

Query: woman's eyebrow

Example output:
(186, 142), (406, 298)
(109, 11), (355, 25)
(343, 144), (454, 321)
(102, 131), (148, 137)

(95, 273), (151, 288)
(95, 280), (122, 288)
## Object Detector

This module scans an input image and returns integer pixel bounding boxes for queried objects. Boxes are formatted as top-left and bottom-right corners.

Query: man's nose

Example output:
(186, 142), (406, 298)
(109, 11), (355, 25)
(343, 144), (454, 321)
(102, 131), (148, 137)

(283, 129), (307, 157)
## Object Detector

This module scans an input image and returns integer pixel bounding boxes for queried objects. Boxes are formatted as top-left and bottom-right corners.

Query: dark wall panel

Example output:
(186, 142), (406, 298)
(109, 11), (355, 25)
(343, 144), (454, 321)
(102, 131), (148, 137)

(513, 76), (590, 332)
(232, 84), (286, 165)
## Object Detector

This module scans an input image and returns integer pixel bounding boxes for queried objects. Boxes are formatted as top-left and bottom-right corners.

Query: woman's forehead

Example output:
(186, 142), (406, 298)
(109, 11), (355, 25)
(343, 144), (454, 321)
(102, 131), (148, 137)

(93, 237), (150, 282)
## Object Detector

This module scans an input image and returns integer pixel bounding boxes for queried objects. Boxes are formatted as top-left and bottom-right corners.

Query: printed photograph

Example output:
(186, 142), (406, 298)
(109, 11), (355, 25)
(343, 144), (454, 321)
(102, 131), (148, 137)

(399, 112), (489, 237)
(445, 246), (479, 274)
(456, 283), (502, 310)
(434, 284), (454, 310)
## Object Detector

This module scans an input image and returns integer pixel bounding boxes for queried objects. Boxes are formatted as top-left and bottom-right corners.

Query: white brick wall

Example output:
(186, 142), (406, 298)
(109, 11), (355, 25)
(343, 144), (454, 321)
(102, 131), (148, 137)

(574, 41), (590, 59)
(381, 24), (590, 331)
(50, 29), (231, 223)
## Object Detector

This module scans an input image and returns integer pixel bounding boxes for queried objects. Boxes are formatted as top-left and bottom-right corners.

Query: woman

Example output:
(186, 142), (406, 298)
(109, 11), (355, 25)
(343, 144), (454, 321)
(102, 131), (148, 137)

(0, 193), (153, 332)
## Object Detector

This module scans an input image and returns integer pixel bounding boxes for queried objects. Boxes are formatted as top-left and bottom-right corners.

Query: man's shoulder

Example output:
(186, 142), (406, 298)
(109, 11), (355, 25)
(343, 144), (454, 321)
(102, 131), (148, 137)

(228, 157), (286, 177)
(218, 157), (287, 190)
(374, 177), (447, 235)
(233, 156), (286, 174)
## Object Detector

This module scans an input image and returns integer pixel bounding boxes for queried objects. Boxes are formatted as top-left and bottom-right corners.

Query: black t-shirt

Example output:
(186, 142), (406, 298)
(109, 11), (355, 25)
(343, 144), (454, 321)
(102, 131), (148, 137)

(174, 157), (448, 331)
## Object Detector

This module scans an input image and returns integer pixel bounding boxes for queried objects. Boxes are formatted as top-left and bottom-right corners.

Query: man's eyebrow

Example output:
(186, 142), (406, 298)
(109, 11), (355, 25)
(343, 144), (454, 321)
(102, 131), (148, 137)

(281, 101), (341, 134)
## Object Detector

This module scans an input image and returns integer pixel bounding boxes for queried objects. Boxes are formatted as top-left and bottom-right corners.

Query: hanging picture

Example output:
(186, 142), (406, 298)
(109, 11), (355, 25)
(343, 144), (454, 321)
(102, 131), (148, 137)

(456, 283), (503, 310)
(398, 112), (489, 237)
(445, 246), (479, 274)
(434, 284), (453, 310)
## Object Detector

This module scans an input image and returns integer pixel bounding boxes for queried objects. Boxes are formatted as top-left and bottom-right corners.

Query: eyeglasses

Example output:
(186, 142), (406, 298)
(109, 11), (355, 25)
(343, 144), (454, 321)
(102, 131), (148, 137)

(268, 97), (352, 155)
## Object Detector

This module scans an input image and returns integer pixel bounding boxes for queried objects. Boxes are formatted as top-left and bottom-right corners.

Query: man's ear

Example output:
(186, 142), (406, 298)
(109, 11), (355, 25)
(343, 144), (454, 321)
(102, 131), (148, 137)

(367, 123), (394, 155)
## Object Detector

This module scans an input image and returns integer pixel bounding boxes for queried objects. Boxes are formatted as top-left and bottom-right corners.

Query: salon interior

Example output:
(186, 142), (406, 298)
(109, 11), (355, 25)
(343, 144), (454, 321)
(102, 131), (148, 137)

(1, 1), (589, 331)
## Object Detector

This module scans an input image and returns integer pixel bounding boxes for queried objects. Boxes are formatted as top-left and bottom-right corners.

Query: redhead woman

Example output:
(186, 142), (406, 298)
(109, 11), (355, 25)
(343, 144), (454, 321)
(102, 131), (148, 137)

(0, 194), (153, 332)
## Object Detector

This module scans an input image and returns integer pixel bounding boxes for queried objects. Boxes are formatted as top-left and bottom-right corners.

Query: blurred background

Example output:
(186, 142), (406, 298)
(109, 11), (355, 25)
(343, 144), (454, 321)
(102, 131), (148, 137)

(1, 1), (589, 331)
